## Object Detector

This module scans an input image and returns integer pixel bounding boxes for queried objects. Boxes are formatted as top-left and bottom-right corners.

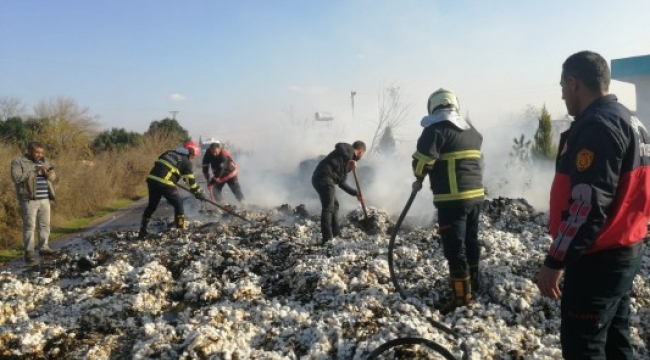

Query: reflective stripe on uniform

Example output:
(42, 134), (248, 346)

(147, 159), (182, 186)
(412, 151), (436, 178)
(439, 149), (482, 160)
(434, 188), (484, 202)
(147, 174), (175, 186)
(156, 159), (181, 180)
(438, 149), (482, 202)
(181, 174), (199, 191)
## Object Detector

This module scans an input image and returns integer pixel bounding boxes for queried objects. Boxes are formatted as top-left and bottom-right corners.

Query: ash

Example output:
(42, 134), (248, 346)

(1, 198), (649, 359)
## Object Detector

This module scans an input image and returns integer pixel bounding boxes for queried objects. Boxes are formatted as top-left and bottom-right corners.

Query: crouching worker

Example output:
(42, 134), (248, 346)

(202, 142), (246, 205)
(311, 141), (366, 244)
(139, 141), (204, 239)
(412, 88), (484, 313)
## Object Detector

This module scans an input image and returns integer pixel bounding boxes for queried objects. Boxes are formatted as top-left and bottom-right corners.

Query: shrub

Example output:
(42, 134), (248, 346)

(0, 133), (178, 250)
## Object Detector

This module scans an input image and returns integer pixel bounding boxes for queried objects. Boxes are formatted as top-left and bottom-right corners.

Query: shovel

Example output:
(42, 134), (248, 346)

(352, 168), (378, 232)
(176, 183), (251, 223)
(352, 168), (368, 220)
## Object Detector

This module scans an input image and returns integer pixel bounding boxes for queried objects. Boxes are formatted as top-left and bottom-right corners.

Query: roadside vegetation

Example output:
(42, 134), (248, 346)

(0, 96), (189, 257)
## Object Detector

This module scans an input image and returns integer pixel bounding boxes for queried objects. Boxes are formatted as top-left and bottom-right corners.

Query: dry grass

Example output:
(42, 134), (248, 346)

(0, 132), (178, 251)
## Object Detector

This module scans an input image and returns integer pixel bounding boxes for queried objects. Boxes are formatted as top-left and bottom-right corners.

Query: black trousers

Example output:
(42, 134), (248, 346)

(436, 203), (481, 278)
(143, 179), (183, 219)
(210, 176), (245, 202)
(561, 243), (645, 360)
(312, 181), (340, 241)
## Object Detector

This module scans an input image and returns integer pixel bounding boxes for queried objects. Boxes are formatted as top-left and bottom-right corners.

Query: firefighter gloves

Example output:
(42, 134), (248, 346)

(412, 180), (423, 192)
(194, 188), (205, 200)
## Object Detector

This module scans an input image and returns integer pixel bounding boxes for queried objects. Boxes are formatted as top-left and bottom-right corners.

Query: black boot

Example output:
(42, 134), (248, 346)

(138, 217), (150, 239)
(439, 275), (472, 314)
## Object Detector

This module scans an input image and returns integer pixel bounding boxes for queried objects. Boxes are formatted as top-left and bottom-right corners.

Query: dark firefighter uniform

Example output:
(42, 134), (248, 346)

(312, 142), (360, 243)
(545, 95), (650, 358)
(139, 147), (201, 237)
(202, 148), (245, 203)
(412, 106), (484, 311)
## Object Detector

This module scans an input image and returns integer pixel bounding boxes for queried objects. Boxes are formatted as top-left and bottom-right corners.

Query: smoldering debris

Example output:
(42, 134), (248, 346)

(1, 200), (649, 359)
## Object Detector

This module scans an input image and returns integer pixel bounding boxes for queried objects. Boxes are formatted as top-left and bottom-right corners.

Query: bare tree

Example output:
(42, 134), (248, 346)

(368, 86), (412, 156)
(0, 97), (27, 121)
(32, 97), (100, 157)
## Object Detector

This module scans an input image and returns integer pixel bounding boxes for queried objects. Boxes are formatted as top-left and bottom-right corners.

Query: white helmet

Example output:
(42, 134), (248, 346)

(427, 88), (460, 115)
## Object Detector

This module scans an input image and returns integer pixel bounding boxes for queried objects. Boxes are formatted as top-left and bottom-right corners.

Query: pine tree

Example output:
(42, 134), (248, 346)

(532, 105), (556, 161)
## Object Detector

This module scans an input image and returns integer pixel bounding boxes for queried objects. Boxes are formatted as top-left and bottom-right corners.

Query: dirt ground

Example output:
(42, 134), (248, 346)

(0, 196), (188, 274)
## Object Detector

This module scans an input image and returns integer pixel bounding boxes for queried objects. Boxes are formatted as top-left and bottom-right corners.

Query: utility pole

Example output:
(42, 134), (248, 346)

(351, 91), (356, 118)
(170, 111), (179, 120)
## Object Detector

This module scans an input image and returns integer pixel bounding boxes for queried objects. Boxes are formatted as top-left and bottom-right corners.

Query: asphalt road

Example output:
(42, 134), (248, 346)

(0, 195), (205, 274)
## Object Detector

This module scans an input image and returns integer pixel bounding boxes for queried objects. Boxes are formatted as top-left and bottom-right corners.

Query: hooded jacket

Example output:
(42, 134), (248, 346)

(11, 155), (56, 201)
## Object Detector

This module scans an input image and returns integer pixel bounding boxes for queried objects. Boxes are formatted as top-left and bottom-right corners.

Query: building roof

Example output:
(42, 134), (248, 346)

(611, 54), (650, 81)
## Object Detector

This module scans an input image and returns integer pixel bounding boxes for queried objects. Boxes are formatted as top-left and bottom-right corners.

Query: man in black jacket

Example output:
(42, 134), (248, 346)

(202, 142), (245, 204)
(412, 88), (484, 313)
(139, 141), (203, 239)
(537, 51), (650, 359)
(312, 141), (366, 244)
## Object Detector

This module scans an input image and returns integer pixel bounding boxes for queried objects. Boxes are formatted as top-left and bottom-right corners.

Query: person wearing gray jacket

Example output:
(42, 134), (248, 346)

(10, 141), (57, 265)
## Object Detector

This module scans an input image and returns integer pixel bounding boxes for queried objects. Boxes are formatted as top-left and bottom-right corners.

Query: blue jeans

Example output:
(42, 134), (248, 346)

(20, 199), (51, 252)
(561, 243), (645, 359)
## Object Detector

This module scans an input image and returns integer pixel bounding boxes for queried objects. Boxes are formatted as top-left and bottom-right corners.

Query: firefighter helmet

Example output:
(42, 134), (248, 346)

(184, 141), (200, 156)
(427, 88), (460, 115)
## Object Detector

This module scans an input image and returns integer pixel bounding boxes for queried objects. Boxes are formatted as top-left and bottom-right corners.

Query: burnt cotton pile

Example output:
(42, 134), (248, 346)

(1, 199), (649, 359)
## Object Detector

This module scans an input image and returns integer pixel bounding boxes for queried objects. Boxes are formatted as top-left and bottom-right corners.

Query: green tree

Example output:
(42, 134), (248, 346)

(146, 118), (189, 143)
(92, 128), (143, 154)
(532, 105), (556, 160)
(0, 116), (28, 143)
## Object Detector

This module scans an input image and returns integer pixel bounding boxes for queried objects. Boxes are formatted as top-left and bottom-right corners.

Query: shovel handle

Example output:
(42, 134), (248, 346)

(176, 183), (251, 223)
(352, 168), (368, 218)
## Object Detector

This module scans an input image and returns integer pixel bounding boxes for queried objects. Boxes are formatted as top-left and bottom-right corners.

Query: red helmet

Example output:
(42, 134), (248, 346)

(184, 141), (200, 156)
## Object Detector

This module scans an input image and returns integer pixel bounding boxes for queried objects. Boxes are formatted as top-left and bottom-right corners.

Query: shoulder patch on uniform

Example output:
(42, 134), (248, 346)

(576, 149), (594, 171)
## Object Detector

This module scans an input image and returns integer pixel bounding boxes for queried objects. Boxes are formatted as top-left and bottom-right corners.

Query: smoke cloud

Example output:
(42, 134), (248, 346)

(197, 103), (557, 226)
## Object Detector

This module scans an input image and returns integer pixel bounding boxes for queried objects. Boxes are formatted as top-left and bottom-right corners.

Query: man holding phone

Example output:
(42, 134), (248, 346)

(10, 141), (57, 265)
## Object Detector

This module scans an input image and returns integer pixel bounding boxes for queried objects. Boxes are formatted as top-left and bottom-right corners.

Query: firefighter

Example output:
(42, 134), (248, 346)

(138, 141), (204, 238)
(411, 88), (484, 313)
(311, 141), (366, 244)
(202, 142), (245, 205)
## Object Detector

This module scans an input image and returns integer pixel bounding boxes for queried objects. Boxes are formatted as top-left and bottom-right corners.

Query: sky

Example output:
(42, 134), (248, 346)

(2, 0), (649, 214)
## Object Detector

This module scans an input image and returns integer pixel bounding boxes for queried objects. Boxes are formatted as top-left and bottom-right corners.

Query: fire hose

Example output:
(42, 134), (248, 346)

(366, 180), (470, 360)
